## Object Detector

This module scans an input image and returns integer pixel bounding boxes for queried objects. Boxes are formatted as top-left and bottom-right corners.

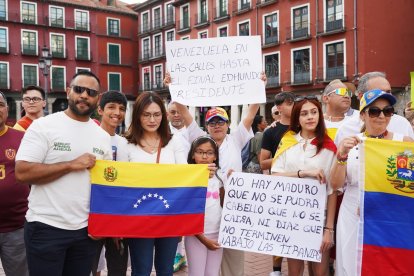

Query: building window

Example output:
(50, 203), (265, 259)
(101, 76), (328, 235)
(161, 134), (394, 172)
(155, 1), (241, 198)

(76, 67), (90, 73)
(264, 53), (279, 87)
(154, 35), (162, 57)
(51, 67), (65, 91)
(143, 68), (151, 90)
(108, 18), (120, 36)
(199, 31), (207, 39)
(142, 12), (149, 32)
(76, 37), (89, 60)
(293, 6), (308, 39)
(108, 73), (121, 91)
(199, 0), (207, 23)
(143, 39), (150, 59)
(0, 27), (7, 53)
(154, 65), (162, 88)
(181, 5), (189, 29)
(264, 13), (278, 45)
(166, 3), (174, 25)
(240, 0), (250, 10)
(50, 34), (65, 58)
(218, 26), (228, 37)
(23, 64), (37, 87)
(22, 30), (37, 55)
(166, 30), (175, 41)
(21, 1), (36, 24)
(238, 21), (249, 36)
(326, 41), (344, 80)
(218, 0), (228, 17)
(326, 0), (343, 31)
(0, 62), (8, 88)
(108, 44), (120, 64)
(50, 6), (64, 27)
(0, 0), (6, 20)
(153, 7), (161, 29)
(293, 48), (310, 83)
(75, 10), (89, 31)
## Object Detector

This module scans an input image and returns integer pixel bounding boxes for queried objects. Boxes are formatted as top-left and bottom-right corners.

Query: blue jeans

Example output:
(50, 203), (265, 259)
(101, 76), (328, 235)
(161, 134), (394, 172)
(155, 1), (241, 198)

(128, 237), (179, 276)
(24, 221), (97, 276)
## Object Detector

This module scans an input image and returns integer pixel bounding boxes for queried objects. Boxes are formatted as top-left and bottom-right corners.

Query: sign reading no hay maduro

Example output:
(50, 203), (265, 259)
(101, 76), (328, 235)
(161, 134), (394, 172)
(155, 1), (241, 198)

(166, 36), (266, 106)
(218, 172), (326, 262)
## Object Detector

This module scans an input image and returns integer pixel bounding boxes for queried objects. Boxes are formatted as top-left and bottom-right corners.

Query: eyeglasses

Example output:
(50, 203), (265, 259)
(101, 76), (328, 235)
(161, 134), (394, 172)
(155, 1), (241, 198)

(71, 85), (99, 97)
(22, 96), (43, 103)
(366, 106), (394, 118)
(207, 120), (227, 127)
(194, 150), (215, 157)
(294, 95), (318, 102)
(327, 88), (352, 97)
(142, 112), (162, 120)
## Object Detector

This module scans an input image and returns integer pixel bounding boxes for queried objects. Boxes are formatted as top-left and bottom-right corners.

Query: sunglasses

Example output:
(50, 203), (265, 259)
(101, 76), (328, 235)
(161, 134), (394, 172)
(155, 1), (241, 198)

(294, 95), (318, 102)
(327, 88), (352, 97)
(71, 85), (99, 97)
(366, 106), (394, 118)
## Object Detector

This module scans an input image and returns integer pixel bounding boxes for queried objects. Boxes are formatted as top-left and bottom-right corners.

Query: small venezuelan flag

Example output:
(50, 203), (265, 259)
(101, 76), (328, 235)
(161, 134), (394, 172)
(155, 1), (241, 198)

(88, 160), (209, 238)
(361, 138), (414, 275)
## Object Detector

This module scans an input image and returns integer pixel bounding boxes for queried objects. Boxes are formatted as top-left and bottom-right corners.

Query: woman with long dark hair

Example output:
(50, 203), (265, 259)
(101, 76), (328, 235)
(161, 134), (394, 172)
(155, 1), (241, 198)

(271, 96), (337, 276)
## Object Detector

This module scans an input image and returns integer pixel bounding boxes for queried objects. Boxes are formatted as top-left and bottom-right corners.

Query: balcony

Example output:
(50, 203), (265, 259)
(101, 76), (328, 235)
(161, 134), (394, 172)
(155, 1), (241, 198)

(286, 25), (311, 42)
(138, 82), (168, 92)
(138, 25), (151, 36)
(176, 19), (191, 34)
(317, 14), (346, 36)
(75, 51), (92, 61)
(51, 49), (67, 59)
(164, 16), (175, 29)
(263, 35), (279, 47)
(152, 18), (163, 31)
(139, 51), (152, 63)
(21, 47), (37, 56)
(21, 14), (36, 24)
(0, 43), (9, 54)
(285, 70), (312, 85)
(194, 12), (210, 28)
(51, 80), (66, 92)
(213, 8), (230, 22)
(317, 66), (347, 82)
(95, 25), (135, 39)
(172, 0), (190, 7)
(49, 18), (64, 28)
(266, 76), (280, 88)
(256, 0), (277, 7)
(233, 0), (252, 15)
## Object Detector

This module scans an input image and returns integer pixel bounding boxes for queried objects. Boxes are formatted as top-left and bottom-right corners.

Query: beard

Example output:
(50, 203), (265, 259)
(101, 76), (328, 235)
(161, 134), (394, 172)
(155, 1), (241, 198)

(68, 98), (96, 117)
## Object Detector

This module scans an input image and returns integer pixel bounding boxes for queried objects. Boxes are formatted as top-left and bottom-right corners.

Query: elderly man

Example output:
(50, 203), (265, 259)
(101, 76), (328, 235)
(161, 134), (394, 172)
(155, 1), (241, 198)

(14, 85), (46, 131)
(0, 91), (29, 276)
(15, 71), (112, 276)
(335, 72), (414, 144)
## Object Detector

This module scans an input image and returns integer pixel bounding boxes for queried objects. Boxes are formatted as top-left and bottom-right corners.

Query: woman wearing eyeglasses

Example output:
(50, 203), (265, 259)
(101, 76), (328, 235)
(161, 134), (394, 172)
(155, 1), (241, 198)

(271, 96), (337, 276)
(330, 89), (413, 276)
(124, 91), (188, 276)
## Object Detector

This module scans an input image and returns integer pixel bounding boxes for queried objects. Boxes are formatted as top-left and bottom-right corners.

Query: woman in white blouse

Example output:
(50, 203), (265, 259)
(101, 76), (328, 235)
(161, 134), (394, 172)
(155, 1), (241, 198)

(271, 96), (337, 276)
(124, 91), (187, 276)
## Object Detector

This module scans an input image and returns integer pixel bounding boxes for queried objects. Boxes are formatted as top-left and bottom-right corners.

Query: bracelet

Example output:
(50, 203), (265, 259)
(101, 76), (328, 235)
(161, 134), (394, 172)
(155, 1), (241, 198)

(323, 227), (334, 233)
(337, 159), (347, 165)
(297, 170), (302, 178)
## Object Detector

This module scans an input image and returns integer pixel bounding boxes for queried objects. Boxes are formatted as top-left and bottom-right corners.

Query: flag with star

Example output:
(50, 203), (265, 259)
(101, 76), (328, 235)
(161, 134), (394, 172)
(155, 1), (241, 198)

(88, 160), (209, 238)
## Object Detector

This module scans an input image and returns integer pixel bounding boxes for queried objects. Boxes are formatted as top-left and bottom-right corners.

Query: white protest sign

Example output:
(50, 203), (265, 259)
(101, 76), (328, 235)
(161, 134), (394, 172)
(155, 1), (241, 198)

(218, 172), (326, 262)
(166, 36), (266, 107)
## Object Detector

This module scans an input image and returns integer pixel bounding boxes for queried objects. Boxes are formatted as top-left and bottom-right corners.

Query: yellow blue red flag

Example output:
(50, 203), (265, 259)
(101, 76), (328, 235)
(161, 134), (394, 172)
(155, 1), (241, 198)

(88, 160), (209, 238)
(360, 138), (414, 275)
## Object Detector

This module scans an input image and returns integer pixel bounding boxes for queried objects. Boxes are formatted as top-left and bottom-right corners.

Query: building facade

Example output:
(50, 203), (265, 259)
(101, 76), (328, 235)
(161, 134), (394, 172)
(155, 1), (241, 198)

(132, 0), (414, 123)
(0, 0), (138, 124)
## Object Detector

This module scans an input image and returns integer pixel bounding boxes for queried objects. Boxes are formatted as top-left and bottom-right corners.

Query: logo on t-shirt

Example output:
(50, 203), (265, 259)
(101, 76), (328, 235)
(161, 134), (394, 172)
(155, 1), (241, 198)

(53, 142), (71, 151)
(93, 147), (105, 155)
(5, 148), (16, 160)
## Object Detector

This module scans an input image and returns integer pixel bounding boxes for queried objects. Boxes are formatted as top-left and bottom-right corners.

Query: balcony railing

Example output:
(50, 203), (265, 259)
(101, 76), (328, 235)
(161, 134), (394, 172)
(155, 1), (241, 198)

(317, 65), (347, 82)
(51, 49), (66, 59)
(266, 76), (280, 88)
(286, 25), (311, 41)
(264, 35), (279, 46)
(22, 47), (37, 56)
(152, 18), (162, 31)
(176, 19), (191, 34)
(138, 82), (168, 92)
(139, 24), (151, 35)
(138, 48), (165, 63)
(0, 43), (9, 54)
(256, 0), (278, 7)
(0, 80), (8, 89)
(21, 14), (36, 24)
(285, 70), (312, 85)
(213, 7), (230, 21)
(233, 0), (251, 14)
(317, 14), (345, 35)
(194, 12), (209, 27)
(76, 51), (92, 61)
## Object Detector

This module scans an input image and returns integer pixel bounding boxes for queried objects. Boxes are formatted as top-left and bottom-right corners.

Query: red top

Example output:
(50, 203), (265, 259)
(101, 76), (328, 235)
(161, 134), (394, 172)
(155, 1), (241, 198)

(15, 116), (33, 130)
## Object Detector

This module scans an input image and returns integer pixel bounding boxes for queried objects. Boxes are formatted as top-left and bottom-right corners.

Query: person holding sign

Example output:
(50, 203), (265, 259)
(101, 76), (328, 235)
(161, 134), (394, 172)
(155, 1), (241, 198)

(185, 136), (225, 276)
(124, 91), (188, 276)
(271, 96), (337, 276)
(330, 90), (413, 276)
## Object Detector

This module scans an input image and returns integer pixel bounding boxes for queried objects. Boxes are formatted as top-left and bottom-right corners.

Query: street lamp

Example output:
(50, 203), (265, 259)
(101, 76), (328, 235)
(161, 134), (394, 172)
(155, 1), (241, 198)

(38, 45), (52, 115)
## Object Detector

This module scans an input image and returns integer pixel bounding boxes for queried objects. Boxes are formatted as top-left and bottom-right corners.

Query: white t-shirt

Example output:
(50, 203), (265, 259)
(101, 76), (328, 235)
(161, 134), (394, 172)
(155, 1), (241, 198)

(334, 113), (414, 145)
(111, 134), (129, 161)
(125, 134), (187, 164)
(185, 121), (253, 183)
(271, 132), (336, 195)
(15, 112), (112, 230)
(204, 173), (224, 234)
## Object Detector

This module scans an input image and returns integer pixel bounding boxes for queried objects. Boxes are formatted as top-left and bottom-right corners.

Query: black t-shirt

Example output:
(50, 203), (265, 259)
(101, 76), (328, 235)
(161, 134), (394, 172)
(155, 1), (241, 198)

(261, 122), (290, 157)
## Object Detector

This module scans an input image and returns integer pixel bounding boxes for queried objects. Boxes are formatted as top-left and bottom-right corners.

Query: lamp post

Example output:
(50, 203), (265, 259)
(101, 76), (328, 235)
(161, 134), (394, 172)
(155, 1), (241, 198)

(38, 45), (52, 115)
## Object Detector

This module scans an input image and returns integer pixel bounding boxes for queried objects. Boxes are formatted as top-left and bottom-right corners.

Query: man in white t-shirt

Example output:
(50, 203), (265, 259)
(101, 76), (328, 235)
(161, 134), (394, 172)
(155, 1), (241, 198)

(15, 71), (112, 276)
(335, 72), (414, 145)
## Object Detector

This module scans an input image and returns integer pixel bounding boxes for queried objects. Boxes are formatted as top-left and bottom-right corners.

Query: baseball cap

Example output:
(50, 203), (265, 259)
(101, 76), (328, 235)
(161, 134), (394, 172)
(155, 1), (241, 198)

(359, 89), (396, 111)
(205, 107), (229, 122)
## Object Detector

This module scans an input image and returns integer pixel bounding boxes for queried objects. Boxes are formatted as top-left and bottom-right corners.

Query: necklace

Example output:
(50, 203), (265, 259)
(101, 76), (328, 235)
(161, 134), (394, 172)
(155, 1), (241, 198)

(142, 138), (160, 153)
(324, 114), (345, 122)
(364, 130), (388, 139)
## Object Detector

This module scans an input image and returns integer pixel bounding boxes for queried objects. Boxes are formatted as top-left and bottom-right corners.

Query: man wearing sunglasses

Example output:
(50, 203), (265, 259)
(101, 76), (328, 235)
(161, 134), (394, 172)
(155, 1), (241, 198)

(15, 71), (112, 276)
(13, 85), (46, 131)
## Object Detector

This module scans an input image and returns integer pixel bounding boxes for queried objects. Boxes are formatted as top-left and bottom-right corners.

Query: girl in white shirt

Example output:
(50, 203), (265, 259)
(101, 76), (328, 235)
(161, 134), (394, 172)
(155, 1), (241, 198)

(185, 136), (225, 276)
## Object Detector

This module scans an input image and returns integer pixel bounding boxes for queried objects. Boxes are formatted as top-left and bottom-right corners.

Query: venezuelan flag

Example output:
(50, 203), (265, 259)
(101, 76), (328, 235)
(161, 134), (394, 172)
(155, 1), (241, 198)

(361, 138), (414, 275)
(88, 160), (209, 238)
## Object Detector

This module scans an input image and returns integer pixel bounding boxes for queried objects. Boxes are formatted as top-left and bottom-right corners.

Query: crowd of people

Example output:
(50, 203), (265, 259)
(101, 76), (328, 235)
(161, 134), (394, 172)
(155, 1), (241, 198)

(0, 70), (413, 276)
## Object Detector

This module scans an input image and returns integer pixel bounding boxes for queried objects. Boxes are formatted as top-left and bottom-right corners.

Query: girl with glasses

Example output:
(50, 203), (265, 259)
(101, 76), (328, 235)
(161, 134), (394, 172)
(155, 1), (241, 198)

(185, 136), (225, 276)
(271, 96), (337, 276)
(331, 89), (413, 276)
